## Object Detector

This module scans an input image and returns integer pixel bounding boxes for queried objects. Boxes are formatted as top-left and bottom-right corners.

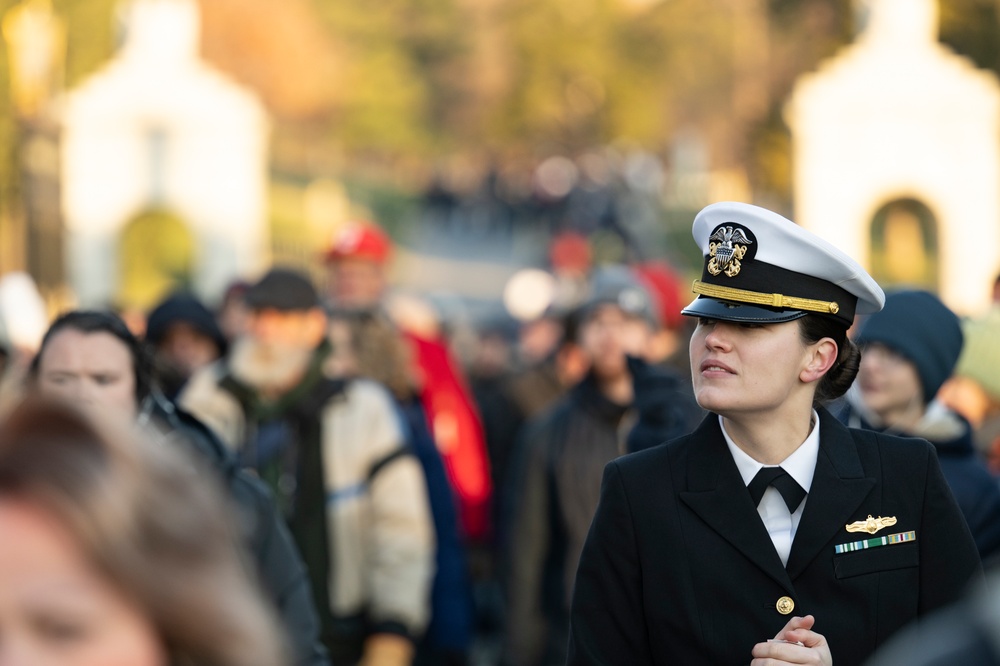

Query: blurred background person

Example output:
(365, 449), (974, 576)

(145, 291), (228, 400)
(631, 260), (699, 387)
(180, 267), (434, 666)
(463, 306), (588, 664)
(515, 309), (573, 371)
(329, 310), (475, 666)
(325, 223), (394, 311)
(0, 396), (288, 666)
(466, 314), (523, 507)
(622, 260), (704, 453)
(501, 267), (694, 666)
(324, 221), (493, 547)
(29, 309), (330, 666)
(467, 308), (592, 525)
(836, 290), (1000, 561)
(940, 277), (1000, 475)
(218, 279), (253, 345)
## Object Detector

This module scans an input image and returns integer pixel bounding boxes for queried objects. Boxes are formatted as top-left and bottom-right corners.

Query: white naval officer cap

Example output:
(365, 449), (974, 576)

(681, 202), (885, 326)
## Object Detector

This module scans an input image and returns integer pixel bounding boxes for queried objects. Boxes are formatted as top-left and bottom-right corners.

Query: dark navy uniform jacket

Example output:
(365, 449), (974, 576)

(568, 408), (982, 666)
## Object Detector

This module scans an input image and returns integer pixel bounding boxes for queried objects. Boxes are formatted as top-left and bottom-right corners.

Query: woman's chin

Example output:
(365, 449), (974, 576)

(694, 389), (731, 414)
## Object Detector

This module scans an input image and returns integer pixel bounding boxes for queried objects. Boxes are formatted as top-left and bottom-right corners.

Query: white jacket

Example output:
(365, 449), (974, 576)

(180, 365), (435, 636)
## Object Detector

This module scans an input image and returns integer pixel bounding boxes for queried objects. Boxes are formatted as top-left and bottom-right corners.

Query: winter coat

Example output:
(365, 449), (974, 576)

(141, 392), (329, 666)
(397, 399), (475, 660)
(179, 357), (434, 662)
(405, 331), (493, 542)
(502, 373), (634, 666)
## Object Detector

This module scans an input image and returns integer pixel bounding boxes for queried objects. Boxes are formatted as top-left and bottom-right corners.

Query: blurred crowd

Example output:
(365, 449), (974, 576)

(5, 215), (1000, 665)
(415, 149), (673, 254)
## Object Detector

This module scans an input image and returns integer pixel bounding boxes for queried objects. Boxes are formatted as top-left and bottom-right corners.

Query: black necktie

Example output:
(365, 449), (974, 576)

(748, 467), (806, 513)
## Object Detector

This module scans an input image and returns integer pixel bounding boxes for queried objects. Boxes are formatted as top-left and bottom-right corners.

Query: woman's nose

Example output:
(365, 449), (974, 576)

(703, 324), (729, 350)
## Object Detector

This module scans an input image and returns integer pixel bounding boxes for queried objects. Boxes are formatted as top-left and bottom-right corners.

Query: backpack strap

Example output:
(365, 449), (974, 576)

(366, 446), (413, 484)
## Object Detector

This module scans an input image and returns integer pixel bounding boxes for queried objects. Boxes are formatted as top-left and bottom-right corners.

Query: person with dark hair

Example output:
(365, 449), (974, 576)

(145, 291), (228, 399)
(30, 310), (155, 416)
(837, 290), (1000, 561)
(502, 266), (695, 666)
(0, 396), (289, 666)
(567, 202), (982, 666)
(29, 309), (330, 666)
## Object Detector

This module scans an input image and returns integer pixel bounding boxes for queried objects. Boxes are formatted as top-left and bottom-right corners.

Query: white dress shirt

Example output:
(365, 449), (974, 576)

(721, 412), (820, 567)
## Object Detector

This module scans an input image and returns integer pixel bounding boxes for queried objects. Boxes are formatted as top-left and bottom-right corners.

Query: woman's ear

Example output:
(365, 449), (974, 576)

(800, 337), (839, 384)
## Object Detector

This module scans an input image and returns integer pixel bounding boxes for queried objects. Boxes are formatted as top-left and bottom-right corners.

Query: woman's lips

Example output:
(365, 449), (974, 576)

(700, 359), (736, 375)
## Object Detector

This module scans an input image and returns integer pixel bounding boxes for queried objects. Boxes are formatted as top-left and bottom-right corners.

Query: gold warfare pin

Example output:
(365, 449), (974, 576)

(845, 515), (897, 535)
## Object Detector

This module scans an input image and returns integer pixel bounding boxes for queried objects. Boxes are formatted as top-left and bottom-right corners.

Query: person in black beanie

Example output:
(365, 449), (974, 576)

(145, 292), (228, 400)
(837, 289), (1000, 561)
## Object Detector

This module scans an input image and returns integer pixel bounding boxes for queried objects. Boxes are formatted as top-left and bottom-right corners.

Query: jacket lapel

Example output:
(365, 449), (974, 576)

(679, 416), (795, 593)
(785, 408), (875, 579)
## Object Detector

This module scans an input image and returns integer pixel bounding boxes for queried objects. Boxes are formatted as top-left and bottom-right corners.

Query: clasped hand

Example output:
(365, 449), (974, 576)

(751, 614), (833, 666)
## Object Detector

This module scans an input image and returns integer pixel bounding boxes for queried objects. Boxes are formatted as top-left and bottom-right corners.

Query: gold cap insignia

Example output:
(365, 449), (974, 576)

(845, 515), (897, 535)
(707, 225), (753, 278)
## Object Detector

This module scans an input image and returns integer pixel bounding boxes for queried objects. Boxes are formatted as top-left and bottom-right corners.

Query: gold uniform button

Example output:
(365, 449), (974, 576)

(776, 596), (794, 615)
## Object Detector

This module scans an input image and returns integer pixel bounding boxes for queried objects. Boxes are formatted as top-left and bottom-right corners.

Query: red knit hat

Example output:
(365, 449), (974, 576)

(323, 223), (392, 264)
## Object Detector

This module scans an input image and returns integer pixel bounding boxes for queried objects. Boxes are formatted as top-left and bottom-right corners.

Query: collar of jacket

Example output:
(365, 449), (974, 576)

(842, 389), (970, 451)
(679, 407), (875, 590)
(220, 339), (343, 421)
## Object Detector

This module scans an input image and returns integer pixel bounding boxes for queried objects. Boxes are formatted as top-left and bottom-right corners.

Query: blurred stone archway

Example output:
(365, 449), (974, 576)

(868, 197), (939, 292)
(117, 208), (194, 310)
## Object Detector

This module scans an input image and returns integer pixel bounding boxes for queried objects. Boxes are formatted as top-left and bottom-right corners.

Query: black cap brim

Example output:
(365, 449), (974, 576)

(243, 268), (320, 312)
(681, 296), (810, 324)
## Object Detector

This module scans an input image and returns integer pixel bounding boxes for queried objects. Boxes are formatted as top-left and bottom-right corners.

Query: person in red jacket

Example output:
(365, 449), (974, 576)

(322, 222), (493, 543)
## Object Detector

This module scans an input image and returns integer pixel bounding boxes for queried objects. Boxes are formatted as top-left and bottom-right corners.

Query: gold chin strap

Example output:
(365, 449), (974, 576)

(692, 280), (840, 315)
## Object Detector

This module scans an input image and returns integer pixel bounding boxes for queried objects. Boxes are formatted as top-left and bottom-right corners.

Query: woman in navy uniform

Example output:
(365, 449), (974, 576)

(567, 202), (982, 666)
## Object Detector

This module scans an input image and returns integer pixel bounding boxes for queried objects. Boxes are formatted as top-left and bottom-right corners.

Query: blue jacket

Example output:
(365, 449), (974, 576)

(397, 399), (475, 655)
